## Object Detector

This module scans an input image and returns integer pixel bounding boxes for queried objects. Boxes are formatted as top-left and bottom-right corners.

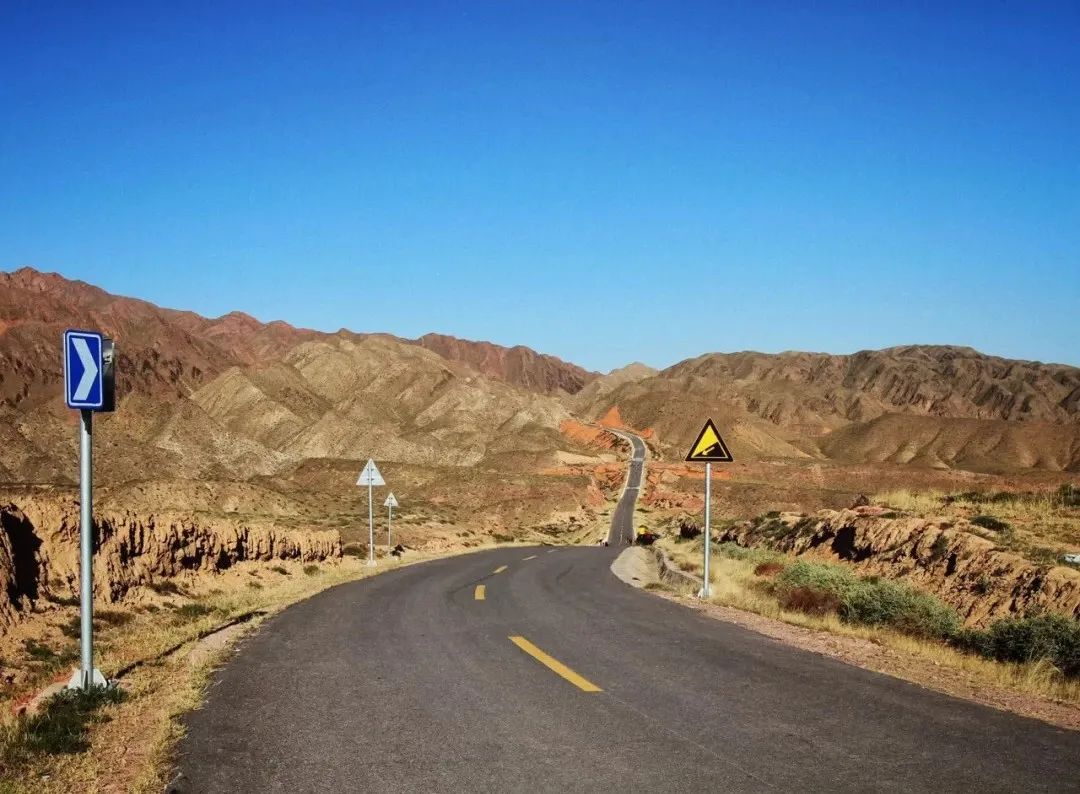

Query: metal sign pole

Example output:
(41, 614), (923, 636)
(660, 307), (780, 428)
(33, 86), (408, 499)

(703, 462), (712, 598)
(368, 480), (374, 566)
(79, 409), (95, 686)
(387, 504), (392, 550)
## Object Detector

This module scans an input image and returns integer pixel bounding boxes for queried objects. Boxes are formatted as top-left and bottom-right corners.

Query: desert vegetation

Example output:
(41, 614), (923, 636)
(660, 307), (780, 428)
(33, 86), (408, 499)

(876, 484), (1080, 564)
(657, 535), (1080, 704)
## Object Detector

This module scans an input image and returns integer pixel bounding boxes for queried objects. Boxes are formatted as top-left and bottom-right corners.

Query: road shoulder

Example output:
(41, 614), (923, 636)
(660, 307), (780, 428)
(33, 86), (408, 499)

(613, 547), (1080, 732)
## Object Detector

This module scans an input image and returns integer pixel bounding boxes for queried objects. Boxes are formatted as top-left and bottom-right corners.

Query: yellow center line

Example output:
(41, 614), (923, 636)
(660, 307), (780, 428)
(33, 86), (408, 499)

(493, 565), (508, 574)
(508, 636), (602, 693)
(474, 584), (486, 600)
(522, 555), (537, 561)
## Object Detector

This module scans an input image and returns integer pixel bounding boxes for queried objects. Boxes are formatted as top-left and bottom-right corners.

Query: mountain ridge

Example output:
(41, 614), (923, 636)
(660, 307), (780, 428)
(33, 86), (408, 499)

(3, 266), (1078, 476)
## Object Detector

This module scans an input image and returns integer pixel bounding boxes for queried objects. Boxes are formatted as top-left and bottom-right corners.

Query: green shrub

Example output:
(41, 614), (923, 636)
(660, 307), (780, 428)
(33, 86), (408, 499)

(929, 533), (950, 561)
(842, 577), (961, 639)
(342, 544), (366, 558)
(956, 614), (1080, 678)
(774, 560), (859, 597)
(774, 561), (960, 640)
(270, 565), (291, 575)
(971, 515), (1010, 532)
(303, 565), (320, 576)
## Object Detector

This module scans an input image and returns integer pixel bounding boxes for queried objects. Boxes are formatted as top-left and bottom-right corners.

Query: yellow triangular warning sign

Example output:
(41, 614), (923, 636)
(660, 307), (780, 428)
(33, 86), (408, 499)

(686, 418), (733, 463)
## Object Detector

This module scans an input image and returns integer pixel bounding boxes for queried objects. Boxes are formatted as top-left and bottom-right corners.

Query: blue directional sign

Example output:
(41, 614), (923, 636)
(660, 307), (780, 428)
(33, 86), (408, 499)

(63, 330), (105, 409)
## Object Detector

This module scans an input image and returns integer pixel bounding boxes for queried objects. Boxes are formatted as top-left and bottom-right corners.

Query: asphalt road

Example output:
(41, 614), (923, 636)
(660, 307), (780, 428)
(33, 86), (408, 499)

(172, 435), (1080, 792)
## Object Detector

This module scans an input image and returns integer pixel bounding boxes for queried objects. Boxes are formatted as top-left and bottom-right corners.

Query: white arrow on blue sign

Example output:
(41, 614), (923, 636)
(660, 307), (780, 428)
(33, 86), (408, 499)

(63, 330), (105, 409)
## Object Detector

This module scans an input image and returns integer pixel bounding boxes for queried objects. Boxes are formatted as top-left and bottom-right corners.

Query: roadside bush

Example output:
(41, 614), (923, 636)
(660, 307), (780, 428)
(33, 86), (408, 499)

(303, 565), (320, 576)
(752, 561), (785, 578)
(774, 560), (858, 597)
(342, 543), (366, 559)
(971, 515), (1010, 532)
(777, 586), (841, 616)
(773, 561), (961, 640)
(843, 577), (961, 640)
(955, 614), (1080, 678)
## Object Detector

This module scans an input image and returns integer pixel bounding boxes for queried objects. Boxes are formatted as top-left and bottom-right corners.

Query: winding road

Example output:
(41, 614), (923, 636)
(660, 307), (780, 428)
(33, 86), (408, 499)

(172, 432), (1080, 792)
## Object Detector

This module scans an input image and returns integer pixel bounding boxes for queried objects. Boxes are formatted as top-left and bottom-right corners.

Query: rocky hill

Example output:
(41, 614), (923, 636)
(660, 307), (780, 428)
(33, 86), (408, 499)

(579, 347), (1080, 471)
(412, 333), (596, 395)
(0, 268), (589, 486)
(4, 267), (1078, 486)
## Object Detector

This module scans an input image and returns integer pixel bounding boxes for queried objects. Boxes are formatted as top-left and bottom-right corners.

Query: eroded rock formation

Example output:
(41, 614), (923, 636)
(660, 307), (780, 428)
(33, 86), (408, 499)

(0, 496), (340, 630)
(718, 508), (1080, 626)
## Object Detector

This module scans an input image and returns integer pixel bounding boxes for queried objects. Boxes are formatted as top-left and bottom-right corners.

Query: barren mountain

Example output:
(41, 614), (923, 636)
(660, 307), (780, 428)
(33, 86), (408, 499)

(0, 267), (330, 411)
(571, 362), (657, 410)
(4, 267), (1078, 490)
(0, 268), (588, 489)
(580, 347), (1080, 472)
(412, 333), (596, 395)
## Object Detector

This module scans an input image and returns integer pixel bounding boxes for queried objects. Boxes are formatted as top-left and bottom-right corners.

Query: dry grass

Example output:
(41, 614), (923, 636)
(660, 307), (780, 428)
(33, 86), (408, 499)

(656, 536), (1080, 706)
(875, 487), (1080, 561)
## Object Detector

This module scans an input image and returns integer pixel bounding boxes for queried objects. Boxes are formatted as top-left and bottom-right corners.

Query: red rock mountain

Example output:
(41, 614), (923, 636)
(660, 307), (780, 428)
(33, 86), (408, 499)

(411, 333), (596, 395)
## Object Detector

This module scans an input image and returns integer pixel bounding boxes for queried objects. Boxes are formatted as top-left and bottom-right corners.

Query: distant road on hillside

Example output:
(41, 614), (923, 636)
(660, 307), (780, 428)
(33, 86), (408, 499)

(604, 428), (646, 546)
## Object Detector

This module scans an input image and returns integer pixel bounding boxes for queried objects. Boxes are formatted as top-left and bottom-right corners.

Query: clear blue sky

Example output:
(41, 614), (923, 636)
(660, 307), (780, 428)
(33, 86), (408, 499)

(2, 2), (1078, 372)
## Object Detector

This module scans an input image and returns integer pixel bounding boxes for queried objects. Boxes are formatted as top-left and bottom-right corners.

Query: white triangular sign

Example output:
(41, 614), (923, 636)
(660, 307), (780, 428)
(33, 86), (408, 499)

(356, 458), (385, 487)
(384, 493), (398, 508)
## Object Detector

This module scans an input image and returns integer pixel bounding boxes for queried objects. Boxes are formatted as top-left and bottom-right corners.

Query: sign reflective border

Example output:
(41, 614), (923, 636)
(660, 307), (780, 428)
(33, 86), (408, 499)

(63, 330), (105, 410)
(685, 418), (733, 463)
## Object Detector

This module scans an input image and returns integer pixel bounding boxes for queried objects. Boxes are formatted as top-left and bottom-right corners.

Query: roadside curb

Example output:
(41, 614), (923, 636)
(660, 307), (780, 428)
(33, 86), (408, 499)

(653, 547), (702, 592)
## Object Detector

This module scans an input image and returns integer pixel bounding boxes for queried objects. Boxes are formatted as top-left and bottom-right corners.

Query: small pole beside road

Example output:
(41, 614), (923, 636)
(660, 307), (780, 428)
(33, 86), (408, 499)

(684, 419), (733, 600)
(384, 492), (399, 549)
(63, 330), (115, 690)
(357, 459), (386, 566)
(703, 461), (711, 597)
